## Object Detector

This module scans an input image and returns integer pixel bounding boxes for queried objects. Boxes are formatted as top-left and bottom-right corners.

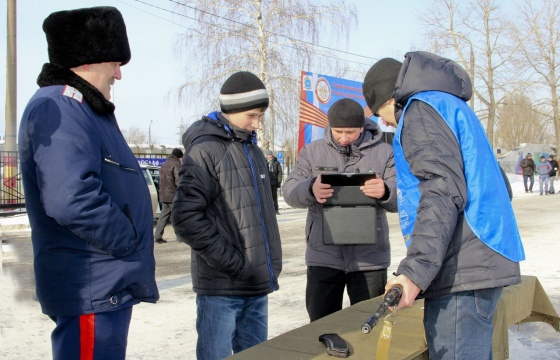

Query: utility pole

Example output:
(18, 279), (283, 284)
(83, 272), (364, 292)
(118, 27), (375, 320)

(2, 0), (18, 207)
(5, 0), (17, 151)
(148, 120), (157, 153)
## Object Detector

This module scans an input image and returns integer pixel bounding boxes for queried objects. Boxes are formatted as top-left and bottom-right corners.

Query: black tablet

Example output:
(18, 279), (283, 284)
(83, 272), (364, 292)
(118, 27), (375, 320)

(321, 173), (377, 187)
(321, 173), (377, 206)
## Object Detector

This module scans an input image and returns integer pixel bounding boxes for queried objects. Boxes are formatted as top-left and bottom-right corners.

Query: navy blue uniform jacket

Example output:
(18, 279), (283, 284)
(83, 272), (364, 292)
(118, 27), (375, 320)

(19, 77), (159, 316)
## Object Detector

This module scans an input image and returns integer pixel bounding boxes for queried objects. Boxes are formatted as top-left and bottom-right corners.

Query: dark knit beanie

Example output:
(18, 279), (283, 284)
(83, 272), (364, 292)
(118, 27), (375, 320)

(362, 58), (402, 116)
(327, 98), (365, 128)
(43, 6), (131, 68)
(171, 148), (183, 158)
(219, 71), (269, 114)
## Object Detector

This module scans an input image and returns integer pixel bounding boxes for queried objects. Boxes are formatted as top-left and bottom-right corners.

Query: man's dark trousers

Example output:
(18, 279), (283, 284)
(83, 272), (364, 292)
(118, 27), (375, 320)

(523, 174), (534, 192)
(306, 266), (387, 322)
(154, 202), (172, 241)
(50, 306), (133, 360)
(271, 184), (279, 212)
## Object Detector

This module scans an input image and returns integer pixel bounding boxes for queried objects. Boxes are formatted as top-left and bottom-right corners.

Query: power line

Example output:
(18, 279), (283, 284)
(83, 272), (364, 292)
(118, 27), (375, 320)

(123, 0), (376, 67)
(166, 0), (377, 61)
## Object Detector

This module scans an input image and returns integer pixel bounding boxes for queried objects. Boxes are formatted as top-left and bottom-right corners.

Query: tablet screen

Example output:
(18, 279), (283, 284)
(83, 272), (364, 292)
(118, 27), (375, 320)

(321, 173), (377, 187)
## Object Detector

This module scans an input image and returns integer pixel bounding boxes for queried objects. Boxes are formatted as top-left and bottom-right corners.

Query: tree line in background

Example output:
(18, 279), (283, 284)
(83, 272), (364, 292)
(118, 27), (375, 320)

(123, 0), (560, 159)
(424, 0), (560, 152)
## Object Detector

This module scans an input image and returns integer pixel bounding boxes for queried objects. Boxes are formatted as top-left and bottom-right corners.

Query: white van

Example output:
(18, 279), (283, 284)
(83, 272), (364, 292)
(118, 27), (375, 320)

(140, 164), (161, 221)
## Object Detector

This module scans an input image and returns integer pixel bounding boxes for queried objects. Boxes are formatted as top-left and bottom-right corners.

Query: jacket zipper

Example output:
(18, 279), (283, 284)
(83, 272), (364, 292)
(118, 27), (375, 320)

(243, 143), (277, 291)
(104, 157), (136, 172)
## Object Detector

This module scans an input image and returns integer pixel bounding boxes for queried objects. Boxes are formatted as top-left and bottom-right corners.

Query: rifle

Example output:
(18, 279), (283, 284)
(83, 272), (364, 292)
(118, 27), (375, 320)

(361, 285), (403, 334)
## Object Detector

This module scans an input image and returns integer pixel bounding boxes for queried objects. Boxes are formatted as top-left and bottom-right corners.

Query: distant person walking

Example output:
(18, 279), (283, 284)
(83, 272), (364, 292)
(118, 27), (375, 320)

(265, 150), (283, 214)
(547, 155), (558, 194)
(520, 153), (536, 193)
(154, 148), (183, 243)
(536, 156), (552, 195)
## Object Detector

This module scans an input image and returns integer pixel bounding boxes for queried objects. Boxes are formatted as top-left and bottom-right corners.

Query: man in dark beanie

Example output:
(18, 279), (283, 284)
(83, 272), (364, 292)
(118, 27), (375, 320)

(18, 7), (158, 359)
(172, 71), (282, 359)
(547, 155), (558, 194)
(265, 149), (283, 214)
(363, 51), (524, 359)
(283, 97), (397, 322)
(154, 148), (184, 244)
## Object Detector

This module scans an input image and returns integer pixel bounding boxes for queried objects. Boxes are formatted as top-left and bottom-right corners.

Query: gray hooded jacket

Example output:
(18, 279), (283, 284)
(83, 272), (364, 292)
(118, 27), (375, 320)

(393, 51), (521, 298)
(282, 119), (398, 273)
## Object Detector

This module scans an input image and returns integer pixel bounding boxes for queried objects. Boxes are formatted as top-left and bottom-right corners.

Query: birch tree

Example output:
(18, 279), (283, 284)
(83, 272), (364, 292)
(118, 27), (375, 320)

(172, 0), (356, 149)
(514, 0), (560, 150)
(421, 0), (526, 147)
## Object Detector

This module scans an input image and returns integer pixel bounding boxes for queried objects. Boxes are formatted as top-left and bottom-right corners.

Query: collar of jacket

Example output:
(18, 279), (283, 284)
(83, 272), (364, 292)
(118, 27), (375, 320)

(324, 125), (374, 157)
(37, 63), (116, 115)
(206, 111), (256, 144)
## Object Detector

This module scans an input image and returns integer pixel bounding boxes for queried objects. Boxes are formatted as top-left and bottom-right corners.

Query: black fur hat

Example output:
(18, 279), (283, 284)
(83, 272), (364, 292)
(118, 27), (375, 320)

(43, 6), (131, 68)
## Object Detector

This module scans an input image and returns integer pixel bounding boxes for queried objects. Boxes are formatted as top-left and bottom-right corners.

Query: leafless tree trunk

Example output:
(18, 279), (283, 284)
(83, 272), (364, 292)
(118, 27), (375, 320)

(421, 0), (526, 148)
(172, 0), (356, 149)
(514, 0), (560, 151)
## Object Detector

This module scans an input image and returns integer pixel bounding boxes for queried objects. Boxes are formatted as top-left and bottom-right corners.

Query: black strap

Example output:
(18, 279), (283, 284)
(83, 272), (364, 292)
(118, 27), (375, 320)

(318, 333), (350, 358)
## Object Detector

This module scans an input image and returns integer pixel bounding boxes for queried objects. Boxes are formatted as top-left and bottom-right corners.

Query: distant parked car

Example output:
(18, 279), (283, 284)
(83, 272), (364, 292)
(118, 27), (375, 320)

(140, 164), (161, 220)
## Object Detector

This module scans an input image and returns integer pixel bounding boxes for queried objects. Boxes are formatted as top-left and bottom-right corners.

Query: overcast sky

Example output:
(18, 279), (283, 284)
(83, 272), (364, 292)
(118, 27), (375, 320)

(0, 0), (424, 145)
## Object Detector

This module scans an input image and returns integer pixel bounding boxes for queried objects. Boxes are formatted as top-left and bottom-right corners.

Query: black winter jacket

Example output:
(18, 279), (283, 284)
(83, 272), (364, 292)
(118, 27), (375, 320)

(520, 158), (536, 176)
(172, 112), (282, 296)
(548, 159), (558, 177)
(267, 157), (283, 187)
(393, 51), (521, 298)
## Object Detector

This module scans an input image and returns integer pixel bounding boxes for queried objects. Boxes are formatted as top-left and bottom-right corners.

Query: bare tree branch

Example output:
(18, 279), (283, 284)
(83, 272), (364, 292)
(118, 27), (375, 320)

(172, 0), (356, 150)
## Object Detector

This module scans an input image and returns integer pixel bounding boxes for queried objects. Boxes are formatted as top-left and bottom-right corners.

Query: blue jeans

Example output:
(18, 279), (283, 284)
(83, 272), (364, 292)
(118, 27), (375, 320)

(539, 175), (549, 194)
(523, 174), (534, 191)
(196, 294), (268, 360)
(424, 288), (502, 360)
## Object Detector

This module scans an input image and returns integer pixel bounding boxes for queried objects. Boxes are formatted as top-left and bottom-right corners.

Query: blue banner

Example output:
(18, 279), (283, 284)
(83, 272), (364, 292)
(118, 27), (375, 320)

(298, 70), (393, 153)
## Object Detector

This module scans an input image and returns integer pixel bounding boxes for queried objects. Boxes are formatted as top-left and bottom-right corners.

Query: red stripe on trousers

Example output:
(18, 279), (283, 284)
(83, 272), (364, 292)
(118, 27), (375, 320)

(79, 314), (95, 360)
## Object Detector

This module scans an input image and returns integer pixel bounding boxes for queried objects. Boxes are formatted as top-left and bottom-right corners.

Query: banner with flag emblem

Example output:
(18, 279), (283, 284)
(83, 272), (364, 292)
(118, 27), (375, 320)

(298, 71), (393, 153)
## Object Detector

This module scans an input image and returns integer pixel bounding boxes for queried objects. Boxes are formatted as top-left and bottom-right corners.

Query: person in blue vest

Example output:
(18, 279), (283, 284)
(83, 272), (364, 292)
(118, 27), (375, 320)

(362, 51), (525, 359)
(18, 7), (159, 359)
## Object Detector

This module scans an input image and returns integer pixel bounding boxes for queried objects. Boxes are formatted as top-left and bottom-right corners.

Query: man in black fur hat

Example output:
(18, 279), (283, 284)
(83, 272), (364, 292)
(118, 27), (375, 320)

(18, 7), (159, 359)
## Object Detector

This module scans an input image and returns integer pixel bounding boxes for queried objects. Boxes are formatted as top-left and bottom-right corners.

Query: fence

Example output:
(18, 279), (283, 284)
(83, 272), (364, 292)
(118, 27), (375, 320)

(0, 152), (302, 210)
(0, 151), (24, 209)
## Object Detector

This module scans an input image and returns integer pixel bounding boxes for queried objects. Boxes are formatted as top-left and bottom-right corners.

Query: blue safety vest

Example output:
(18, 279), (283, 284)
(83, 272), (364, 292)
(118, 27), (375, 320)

(393, 91), (525, 262)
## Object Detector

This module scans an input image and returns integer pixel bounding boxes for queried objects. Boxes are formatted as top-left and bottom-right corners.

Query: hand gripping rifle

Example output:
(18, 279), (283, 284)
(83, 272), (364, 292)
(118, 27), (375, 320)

(361, 285), (403, 334)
